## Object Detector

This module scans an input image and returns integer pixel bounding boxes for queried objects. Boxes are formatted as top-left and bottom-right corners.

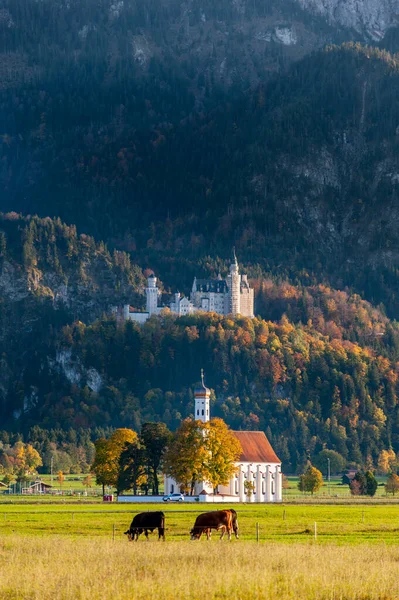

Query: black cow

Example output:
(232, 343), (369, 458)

(124, 511), (165, 541)
(190, 509), (239, 541)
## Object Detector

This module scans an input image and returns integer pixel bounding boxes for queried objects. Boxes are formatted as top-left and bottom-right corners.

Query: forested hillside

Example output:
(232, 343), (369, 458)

(2, 39), (399, 313)
(2, 213), (399, 472)
(4, 309), (399, 473)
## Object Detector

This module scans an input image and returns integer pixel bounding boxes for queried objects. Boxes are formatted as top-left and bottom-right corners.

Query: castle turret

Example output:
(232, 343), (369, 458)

(146, 274), (159, 315)
(194, 369), (210, 423)
(228, 248), (241, 315)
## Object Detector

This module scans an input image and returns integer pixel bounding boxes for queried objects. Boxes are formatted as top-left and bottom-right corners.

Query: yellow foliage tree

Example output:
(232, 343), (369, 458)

(298, 465), (323, 495)
(163, 419), (207, 495)
(164, 418), (242, 495)
(385, 473), (399, 495)
(12, 442), (42, 482)
(377, 449), (397, 474)
(57, 471), (64, 489)
(92, 429), (137, 494)
(202, 418), (242, 493)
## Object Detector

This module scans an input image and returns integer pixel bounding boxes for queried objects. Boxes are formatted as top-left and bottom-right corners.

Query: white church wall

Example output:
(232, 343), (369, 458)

(117, 494), (240, 503)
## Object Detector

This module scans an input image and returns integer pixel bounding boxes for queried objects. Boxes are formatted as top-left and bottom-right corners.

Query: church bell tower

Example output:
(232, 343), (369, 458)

(194, 369), (210, 423)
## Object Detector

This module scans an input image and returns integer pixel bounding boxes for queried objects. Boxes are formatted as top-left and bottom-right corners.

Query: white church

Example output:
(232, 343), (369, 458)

(120, 251), (254, 324)
(163, 373), (283, 503)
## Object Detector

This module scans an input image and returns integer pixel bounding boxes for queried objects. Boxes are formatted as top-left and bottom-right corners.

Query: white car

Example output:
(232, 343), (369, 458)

(163, 493), (184, 502)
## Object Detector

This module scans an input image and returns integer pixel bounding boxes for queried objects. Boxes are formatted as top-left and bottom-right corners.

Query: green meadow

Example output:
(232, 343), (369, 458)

(3, 474), (389, 499)
(1, 502), (399, 544)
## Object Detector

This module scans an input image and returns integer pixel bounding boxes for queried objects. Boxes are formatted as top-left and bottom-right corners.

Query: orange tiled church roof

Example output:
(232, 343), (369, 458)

(233, 431), (280, 463)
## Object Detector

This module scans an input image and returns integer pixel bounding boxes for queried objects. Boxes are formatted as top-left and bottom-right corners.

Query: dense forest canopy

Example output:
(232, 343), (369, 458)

(2, 39), (399, 313)
(3, 2), (399, 473)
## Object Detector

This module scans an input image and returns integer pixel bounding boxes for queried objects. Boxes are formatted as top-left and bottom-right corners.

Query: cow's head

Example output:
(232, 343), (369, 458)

(124, 529), (134, 541)
(190, 527), (202, 541)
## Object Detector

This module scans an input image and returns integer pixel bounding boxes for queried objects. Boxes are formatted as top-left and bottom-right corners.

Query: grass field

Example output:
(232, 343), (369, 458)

(1, 475), (391, 501)
(2, 536), (399, 600)
(1, 503), (399, 544)
(2, 503), (399, 598)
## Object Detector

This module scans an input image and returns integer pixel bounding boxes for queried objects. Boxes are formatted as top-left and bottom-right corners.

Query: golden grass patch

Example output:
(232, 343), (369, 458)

(1, 536), (399, 599)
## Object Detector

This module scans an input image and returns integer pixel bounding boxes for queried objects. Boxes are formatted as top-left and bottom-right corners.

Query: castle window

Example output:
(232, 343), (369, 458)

(197, 410), (199, 416)
(202, 409), (204, 416)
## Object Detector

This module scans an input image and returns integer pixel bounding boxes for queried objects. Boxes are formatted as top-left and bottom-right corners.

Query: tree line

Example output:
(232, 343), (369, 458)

(91, 420), (241, 496)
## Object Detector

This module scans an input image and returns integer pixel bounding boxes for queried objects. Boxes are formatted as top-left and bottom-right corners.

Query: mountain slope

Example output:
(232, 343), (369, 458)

(298, 0), (399, 41)
(3, 43), (399, 313)
(2, 213), (399, 473)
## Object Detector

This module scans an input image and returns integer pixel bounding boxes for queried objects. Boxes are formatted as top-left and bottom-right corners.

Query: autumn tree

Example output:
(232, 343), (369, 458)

(140, 422), (172, 495)
(117, 441), (147, 495)
(92, 429), (137, 494)
(244, 480), (255, 499)
(83, 475), (92, 491)
(91, 438), (112, 495)
(57, 471), (64, 489)
(385, 473), (399, 495)
(202, 418), (242, 493)
(164, 417), (242, 495)
(12, 442), (42, 482)
(163, 419), (207, 495)
(298, 465), (323, 495)
(377, 449), (397, 474)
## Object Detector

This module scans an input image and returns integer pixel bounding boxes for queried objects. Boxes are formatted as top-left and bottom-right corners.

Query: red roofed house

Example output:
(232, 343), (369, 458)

(163, 373), (282, 502)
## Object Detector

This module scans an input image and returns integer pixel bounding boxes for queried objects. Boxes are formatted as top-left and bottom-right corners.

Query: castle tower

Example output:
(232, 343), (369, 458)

(194, 369), (210, 423)
(228, 248), (241, 315)
(146, 274), (159, 315)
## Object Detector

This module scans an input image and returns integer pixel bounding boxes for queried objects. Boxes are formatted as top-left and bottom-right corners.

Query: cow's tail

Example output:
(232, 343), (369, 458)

(230, 509), (239, 539)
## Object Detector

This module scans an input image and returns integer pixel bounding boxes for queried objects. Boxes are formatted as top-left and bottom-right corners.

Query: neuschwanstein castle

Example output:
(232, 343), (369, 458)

(120, 251), (254, 324)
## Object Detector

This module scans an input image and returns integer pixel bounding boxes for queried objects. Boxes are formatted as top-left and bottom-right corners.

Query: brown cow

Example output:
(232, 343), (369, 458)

(190, 509), (239, 541)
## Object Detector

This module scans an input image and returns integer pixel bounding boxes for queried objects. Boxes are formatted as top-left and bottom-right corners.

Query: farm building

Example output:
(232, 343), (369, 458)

(163, 373), (283, 502)
(22, 480), (53, 494)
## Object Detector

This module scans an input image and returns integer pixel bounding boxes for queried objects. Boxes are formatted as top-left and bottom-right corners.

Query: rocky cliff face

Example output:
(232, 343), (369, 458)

(297, 0), (399, 40)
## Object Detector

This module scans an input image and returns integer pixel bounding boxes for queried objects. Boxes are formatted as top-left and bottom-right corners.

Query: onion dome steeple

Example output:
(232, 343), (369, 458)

(194, 369), (210, 422)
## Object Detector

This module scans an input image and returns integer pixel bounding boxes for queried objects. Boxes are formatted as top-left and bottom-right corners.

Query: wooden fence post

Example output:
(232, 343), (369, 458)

(314, 522), (317, 541)
(256, 522), (259, 542)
